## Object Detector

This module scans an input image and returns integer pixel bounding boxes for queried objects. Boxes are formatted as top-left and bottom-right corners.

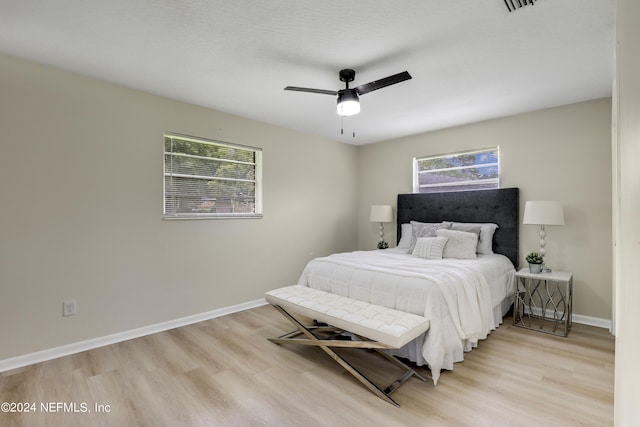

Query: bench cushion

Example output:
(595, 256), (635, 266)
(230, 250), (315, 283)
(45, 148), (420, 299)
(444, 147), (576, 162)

(265, 285), (430, 349)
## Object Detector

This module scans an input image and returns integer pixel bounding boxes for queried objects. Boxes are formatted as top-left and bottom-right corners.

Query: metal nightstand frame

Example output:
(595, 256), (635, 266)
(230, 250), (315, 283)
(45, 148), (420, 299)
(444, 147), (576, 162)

(513, 269), (573, 337)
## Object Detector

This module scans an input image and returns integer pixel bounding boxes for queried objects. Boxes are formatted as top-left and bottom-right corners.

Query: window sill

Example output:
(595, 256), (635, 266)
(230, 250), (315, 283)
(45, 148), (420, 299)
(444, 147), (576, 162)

(163, 213), (263, 220)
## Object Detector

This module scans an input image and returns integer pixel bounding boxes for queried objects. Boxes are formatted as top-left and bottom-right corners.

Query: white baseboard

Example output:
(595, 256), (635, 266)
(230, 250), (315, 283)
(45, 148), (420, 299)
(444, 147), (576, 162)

(0, 298), (268, 373)
(2, 299), (612, 373)
(573, 313), (612, 330)
(524, 307), (612, 330)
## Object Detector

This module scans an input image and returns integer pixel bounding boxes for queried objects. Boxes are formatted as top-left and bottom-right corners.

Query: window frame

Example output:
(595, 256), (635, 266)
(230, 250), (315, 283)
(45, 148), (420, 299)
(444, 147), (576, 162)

(412, 147), (500, 194)
(163, 132), (263, 220)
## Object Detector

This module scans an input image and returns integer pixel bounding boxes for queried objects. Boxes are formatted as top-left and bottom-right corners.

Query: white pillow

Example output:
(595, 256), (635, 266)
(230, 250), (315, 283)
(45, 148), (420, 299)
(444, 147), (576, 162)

(397, 223), (413, 250)
(450, 222), (499, 254)
(412, 237), (449, 259)
(478, 223), (498, 254)
(409, 221), (452, 252)
(436, 229), (478, 259)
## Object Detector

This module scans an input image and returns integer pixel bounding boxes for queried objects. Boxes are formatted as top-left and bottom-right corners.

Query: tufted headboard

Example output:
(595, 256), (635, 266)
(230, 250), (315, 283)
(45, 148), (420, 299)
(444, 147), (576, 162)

(397, 188), (519, 268)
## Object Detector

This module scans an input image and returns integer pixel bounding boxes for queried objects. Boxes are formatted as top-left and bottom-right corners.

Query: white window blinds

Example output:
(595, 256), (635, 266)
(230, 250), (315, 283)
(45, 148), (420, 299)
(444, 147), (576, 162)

(413, 147), (499, 193)
(163, 133), (263, 219)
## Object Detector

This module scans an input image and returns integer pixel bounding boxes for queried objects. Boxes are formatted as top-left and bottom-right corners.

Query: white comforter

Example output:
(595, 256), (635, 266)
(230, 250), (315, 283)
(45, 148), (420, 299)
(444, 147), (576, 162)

(297, 249), (515, 384)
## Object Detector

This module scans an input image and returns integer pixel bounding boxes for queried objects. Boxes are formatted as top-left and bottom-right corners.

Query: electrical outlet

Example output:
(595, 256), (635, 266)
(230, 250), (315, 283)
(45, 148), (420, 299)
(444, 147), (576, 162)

(63, 300), (77, 317)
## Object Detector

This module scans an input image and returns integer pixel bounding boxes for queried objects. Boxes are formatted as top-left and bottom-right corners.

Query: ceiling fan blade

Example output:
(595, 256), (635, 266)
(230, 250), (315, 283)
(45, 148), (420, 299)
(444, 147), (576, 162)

(284, 86), (338, 96)
(354, 71), (412, 95)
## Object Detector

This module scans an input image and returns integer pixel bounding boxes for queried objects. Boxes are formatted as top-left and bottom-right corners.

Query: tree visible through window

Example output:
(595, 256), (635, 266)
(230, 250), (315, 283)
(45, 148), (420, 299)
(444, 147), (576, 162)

(164, 133), (262, 218)
(413, 147), (499, 193)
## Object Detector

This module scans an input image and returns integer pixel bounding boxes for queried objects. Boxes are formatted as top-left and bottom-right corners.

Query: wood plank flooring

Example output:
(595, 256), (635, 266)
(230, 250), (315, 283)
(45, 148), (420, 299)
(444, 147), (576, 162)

(0, 305), (614, 426)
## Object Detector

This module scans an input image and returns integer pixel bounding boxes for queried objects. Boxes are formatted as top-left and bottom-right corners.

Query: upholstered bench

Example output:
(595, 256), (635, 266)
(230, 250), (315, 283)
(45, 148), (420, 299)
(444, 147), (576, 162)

(265, 285), (430, 406)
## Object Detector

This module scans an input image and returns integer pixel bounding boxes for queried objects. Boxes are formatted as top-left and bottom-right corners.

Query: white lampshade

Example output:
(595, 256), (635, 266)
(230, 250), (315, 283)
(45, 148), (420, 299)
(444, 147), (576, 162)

(523, 201), (565, 225)
(370, 205), (393, 223)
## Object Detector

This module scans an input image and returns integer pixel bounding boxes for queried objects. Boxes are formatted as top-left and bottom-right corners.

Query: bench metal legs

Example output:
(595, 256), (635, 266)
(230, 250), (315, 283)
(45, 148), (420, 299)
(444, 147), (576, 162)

(268, 304), (428, 407)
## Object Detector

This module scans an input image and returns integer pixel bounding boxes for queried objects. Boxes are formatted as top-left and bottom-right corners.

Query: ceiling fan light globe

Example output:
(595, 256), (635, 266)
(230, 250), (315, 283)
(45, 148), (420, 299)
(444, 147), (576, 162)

(337, 100), (360, 116)
(337, 89), (360, 116)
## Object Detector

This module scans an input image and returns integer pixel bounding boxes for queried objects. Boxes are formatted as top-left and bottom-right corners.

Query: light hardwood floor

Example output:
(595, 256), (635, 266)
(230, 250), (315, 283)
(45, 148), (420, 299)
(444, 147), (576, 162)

(0, 305), (614, 427)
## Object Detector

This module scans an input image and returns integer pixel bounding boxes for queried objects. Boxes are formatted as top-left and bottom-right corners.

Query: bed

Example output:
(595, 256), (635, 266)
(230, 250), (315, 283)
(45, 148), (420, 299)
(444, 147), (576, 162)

(296, 188), (519, 384)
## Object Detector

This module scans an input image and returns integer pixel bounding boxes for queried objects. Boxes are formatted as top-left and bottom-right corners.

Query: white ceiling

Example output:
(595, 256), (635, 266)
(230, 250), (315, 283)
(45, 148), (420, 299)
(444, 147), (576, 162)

(0, 0), (615, 145)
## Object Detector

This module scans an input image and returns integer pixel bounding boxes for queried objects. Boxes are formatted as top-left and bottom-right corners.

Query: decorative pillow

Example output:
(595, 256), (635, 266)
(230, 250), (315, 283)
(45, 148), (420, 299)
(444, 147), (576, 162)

(397, 223), (413, 250)
(450, 222), (499, 254)
(409, 221), (452, 252)
(412, 237), (449, 259)
(477, 223), (499, 254)
(436, 229), (478, 259)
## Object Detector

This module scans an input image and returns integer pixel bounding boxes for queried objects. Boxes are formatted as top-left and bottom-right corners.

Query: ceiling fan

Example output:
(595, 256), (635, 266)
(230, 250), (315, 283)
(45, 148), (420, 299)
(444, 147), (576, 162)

(284, 68), (412, 117)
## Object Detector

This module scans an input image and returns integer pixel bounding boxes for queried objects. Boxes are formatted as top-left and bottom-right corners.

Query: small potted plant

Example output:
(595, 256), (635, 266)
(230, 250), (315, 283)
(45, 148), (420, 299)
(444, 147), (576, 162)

(526, 252), (544, 273)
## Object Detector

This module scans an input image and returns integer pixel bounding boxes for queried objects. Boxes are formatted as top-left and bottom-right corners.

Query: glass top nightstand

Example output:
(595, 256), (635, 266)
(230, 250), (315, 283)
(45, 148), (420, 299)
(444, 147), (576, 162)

(513, 268), (573, 336)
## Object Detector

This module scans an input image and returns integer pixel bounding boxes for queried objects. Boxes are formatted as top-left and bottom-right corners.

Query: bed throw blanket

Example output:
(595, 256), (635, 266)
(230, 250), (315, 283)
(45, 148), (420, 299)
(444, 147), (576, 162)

(297, 250), (501, 385)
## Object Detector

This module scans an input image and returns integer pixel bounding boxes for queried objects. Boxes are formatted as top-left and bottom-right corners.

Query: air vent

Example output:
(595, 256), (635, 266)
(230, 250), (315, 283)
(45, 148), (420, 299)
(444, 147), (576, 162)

(504, 0), (537, 12)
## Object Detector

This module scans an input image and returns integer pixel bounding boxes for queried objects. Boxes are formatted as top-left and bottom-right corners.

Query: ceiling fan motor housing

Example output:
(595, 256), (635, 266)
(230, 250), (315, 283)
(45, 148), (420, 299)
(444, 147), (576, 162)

(339, 68), (356, 84)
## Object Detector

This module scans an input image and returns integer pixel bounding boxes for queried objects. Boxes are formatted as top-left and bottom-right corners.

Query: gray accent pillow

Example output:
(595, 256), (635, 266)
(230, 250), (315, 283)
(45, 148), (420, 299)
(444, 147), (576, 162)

(436, 229), (478, 259)
(409, 221), (452, 252)
(451, 222), (499, 254)
(412, 237), (449, 259)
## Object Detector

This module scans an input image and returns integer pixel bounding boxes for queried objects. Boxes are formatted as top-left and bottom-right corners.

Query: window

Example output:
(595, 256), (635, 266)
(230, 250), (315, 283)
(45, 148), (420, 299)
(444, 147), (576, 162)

(163, 133), (262, 219)
(413, 147), (499, 193)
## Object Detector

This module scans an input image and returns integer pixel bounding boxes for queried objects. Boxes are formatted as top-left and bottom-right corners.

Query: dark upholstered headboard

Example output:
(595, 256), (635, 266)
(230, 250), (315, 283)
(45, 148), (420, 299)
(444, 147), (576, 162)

(397, 188), (519, 268)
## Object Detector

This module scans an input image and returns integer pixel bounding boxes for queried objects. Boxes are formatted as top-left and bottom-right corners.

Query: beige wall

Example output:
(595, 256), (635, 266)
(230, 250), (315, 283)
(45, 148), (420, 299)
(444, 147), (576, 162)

(357, 98), (613, 321)
(0, 51), (615, 365)
(0, 54), (359, 360)
(614, 0), (640, 424)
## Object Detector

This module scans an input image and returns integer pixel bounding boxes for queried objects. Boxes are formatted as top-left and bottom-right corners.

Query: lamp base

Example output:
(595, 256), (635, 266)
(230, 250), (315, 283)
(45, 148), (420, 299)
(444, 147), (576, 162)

(539, 224), (547, 256)
(377, 241), (389, 250)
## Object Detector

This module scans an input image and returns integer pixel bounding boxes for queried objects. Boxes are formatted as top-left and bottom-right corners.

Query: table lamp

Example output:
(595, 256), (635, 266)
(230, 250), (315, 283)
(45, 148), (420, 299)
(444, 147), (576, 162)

(370, 205), (393, 249)
(523, 200), (565, 270)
